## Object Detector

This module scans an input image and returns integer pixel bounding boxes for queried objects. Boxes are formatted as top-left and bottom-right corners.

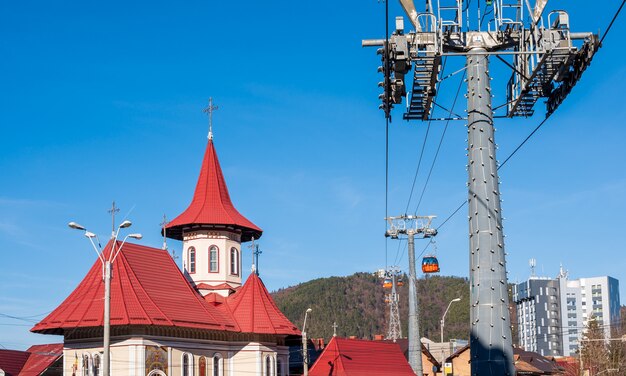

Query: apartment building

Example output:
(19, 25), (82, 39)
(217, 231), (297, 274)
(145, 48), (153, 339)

(513, 267), (620, 357)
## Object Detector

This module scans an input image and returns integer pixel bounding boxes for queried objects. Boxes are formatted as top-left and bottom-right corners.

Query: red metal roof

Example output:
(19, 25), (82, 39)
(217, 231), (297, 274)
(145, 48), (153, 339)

(226, 273), (300, 336)
(164, 139), (262, 241)
(19, 343), (63, 376)
(32, 240), (239, 334)
(309, 337), (416, 376)
(0, 349), (31, 376)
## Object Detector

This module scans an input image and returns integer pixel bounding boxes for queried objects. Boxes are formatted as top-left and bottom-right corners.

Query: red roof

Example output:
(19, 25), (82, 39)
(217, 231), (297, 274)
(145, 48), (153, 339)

(32, 240), (239, 334)
(165, 139), (262, 241)
(0, 349), (31, 376)
(226, 273), (300, 335)
(19, 344), (63, 376)
(309, 337), (416, 376)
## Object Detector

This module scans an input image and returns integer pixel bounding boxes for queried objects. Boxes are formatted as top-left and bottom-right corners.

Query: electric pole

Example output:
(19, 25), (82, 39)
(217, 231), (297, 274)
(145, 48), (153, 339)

(386, 215), (437, 376)
(365, 1), (599, 374)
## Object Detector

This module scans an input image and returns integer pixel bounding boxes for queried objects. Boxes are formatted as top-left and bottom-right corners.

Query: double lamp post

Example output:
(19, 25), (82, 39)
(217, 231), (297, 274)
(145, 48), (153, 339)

(68, 220), (142, 376)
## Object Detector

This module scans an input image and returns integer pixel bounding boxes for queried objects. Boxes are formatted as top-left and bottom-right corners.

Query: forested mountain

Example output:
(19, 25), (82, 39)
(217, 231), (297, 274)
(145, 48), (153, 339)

(271, 272), (470, 342)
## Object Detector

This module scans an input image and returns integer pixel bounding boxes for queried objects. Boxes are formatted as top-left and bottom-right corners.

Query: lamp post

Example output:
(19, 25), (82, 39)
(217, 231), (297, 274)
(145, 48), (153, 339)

(440, 298), (461, 362)
(302, 308), (313, 376)
(69, 220), (142, 376)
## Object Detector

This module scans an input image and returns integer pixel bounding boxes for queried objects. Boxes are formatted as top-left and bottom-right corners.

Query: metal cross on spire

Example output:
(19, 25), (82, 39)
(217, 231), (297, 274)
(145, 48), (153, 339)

(332, 322), (338, 337)
(108, 201), (119, 239)
(160, 214), (168, 250)
(202, 97), (219, 140)
(247, 237), (262, 276)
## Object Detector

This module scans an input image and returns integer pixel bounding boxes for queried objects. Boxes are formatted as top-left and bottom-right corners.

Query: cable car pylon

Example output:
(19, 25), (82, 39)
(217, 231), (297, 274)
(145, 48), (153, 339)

(382, 265), (403, 341)
(385, 215), (437, 376)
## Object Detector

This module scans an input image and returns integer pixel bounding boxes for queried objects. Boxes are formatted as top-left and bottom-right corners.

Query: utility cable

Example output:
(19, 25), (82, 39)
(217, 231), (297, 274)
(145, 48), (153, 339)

(414, 70), (466, 215)
(600, 0), (626, 45)
(384, 0), (389, 265)
(404, 57), (449, 213)
(436, 115), (550, 231)
(436, 0), (625, 229)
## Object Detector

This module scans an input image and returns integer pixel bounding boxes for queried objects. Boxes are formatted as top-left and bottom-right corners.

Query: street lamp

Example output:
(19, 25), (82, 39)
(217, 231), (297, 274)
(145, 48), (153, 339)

(69, 220), (142, 376)
(302, 308), (313, 376)
(440, 298), (461, 343)
(440, 298), (461, 363)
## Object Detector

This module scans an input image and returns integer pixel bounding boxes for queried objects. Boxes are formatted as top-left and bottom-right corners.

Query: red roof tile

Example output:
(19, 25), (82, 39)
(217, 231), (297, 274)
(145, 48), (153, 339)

(309, 337), (416, 376)
(165, 139), (262, 241)
(0, 349), (31, 376)
(32, 240), (239, 334)
(19, 344), (62, 376)
(227, 273), (300, 335)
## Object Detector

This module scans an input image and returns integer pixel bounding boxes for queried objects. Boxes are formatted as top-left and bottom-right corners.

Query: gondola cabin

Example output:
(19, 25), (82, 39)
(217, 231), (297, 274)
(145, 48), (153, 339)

(396, 277), (404, 287)
(382, 278), (393, 288)
(422, 255), (440, 273)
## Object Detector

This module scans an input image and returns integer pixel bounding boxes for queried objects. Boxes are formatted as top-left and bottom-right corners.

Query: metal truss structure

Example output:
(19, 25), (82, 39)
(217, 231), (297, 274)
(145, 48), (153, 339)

(384, 266), (403, 342)
(365, 1), (599, 375)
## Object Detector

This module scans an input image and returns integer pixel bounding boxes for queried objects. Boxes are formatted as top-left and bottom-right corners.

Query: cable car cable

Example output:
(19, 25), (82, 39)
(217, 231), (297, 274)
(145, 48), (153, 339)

(414, 70), (466, 215)
(435, 0), (626, 232)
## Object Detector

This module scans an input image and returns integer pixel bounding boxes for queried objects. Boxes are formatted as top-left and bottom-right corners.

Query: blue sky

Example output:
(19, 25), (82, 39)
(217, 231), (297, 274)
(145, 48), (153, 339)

(1, 1), (625, 349)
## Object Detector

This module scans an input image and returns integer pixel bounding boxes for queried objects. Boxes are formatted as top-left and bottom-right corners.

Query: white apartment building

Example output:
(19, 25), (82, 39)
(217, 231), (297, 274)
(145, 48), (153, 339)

(514, 267), (620, 357)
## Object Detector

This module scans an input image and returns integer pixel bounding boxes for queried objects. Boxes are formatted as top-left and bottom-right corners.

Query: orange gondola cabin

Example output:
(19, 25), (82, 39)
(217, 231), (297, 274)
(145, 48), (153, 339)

(422, 255), (440, 273)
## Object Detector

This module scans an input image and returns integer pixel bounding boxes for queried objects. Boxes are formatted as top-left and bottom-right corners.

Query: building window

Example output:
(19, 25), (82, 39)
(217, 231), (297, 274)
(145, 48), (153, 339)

(209, 246), (219, 273)
(92, 353), (101, 376)
(82, 354), (90, 376)
(189, 247), (196, 274)
(265, 355), (275, 376)
(199, 356), (207, 376)
(182, 353), (193, 376)
(212, 353), (223, 376)
(230, 248), (239, 275)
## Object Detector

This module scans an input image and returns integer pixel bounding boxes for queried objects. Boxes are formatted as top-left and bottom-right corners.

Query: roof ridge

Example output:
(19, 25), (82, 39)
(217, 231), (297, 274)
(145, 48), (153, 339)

(212, 146), (237, 224)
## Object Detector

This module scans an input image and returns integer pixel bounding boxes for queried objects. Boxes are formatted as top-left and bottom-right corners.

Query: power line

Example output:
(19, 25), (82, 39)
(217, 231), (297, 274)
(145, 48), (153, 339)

(404, 57), (449, 214)
(414, 70), (467, 215)
(420, 0), (625, 228)
(600, 0), (626, 45)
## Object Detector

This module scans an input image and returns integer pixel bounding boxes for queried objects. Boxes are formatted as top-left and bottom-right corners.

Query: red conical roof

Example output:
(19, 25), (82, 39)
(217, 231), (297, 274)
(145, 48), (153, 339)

(32, 240), (239, 335)
(165, 139), (262, 241)
(226, 273), (300, 335)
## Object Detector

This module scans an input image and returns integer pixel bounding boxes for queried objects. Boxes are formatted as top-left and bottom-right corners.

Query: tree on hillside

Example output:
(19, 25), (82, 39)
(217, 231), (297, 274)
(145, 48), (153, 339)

(580, 316), (609, 375)
(271, 272), (471, 342)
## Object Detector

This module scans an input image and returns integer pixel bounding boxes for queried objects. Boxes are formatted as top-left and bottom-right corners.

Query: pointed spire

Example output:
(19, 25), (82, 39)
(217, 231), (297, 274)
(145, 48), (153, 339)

(165, 138), (262, 242)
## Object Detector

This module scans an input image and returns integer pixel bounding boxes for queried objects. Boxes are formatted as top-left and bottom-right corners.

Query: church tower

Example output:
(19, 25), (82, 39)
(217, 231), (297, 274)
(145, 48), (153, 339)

(164, 119), (262, 297)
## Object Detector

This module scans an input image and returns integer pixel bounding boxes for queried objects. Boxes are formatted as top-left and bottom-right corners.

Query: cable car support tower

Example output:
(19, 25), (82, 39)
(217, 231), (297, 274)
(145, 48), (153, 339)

(384, 265), (403, 342)
(365, 1), (599, 375)
(386, 215), (437, 376)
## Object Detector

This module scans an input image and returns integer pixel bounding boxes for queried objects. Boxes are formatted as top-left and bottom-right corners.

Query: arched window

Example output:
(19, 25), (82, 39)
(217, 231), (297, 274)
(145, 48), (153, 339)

(209, 246), (219, 273)
(182, 353), (193, 376)
(82, 354), (90, 376)
(199, 356), (207, 376)
(212, 353), (223, 376)
(188, 247), (196, 274)
(230, 247), (239, 275)
(92, 353), (101, 376)
(265, 355), (275, 376)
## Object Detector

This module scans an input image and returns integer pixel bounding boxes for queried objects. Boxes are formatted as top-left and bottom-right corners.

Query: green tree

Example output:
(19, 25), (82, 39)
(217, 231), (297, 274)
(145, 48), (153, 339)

(580, 316), (609, 375)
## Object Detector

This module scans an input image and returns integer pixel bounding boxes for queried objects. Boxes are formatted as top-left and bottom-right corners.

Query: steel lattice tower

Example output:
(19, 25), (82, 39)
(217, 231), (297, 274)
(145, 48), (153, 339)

(365, 1), (599, 374)
(385, 266), (403, 341)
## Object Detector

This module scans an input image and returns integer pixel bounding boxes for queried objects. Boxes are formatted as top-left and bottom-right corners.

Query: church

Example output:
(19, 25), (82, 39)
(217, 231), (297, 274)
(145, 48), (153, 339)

(30, 119), (301, 376)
